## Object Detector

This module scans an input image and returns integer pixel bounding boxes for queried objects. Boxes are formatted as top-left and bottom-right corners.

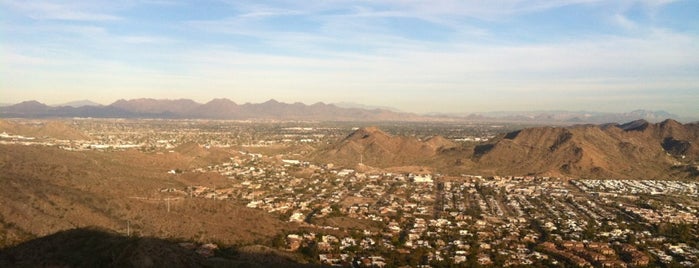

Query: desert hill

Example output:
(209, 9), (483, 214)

(0, 144), (296, 248)
(473, 119), (699, 178)
(0, 120), (25, 134)
(313, 120), (698, 179)
(174, 142), (210, 156)
(172, 142), (238, 169)
(33, 121), (92, 140)
(312, 127), (457, 167)
(0, 119), (91, 140)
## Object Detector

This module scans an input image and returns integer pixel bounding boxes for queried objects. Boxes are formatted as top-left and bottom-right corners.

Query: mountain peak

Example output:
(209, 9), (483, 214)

(205, 98), (237, 105)
(15, 100), (48, 107)
(660, 118), (682, 127)
(346, 127), (390, 140)
(5, 101), (50, 115)
(55, 100), (102, 107)
(618, 119), (650, 131)
(424, 135), (457, 149)
(315, 127), (452, 167)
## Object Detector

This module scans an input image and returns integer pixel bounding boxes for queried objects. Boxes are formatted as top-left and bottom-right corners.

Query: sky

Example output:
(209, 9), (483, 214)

(1, 0), (698, 116)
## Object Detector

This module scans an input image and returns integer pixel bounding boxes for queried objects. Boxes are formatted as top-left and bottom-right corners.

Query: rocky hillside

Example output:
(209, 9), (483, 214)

(473, 119), (699, 178)
(312, 127), (457, 167)
(314, 120), (699, 179)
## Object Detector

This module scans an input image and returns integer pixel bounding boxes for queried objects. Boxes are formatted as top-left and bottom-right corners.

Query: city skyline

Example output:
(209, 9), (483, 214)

(2, 0), (698, 116)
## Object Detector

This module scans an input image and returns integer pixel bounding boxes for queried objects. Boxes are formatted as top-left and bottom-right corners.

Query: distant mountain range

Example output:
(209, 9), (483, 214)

(0, 99), (429, 121)
(0, 99), (692, 123)
(436, 110), (691, 123)
(332, 102), (403, 112)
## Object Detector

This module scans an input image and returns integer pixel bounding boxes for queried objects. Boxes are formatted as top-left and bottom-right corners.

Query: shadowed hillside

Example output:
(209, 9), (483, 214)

(0, 227), (205, 267)
(0, 227), (318, 268)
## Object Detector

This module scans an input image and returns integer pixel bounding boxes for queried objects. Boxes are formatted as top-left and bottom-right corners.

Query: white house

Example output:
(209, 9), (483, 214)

(412, 174), (433, 183)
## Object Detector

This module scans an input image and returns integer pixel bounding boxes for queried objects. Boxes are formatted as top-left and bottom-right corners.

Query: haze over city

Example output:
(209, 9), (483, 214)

(2, 0), (698, 116)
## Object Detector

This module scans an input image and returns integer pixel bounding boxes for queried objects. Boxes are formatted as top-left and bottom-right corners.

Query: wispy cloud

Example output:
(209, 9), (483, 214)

(612, 13), (638, 30)
(1, 0), (697, 114)
(2, 1), (122, 21)
(118, 35), (175, 44)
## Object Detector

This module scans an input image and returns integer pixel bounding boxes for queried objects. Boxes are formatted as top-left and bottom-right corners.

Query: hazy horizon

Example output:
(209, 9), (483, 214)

(4, 97), (696, 121)
(2, 1), (698, 116)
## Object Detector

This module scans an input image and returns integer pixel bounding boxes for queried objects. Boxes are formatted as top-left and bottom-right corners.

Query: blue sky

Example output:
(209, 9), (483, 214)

(1, 0), (698, 116)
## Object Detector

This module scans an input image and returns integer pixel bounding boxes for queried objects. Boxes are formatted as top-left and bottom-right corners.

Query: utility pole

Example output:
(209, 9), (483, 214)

(167, 198), (170, 213)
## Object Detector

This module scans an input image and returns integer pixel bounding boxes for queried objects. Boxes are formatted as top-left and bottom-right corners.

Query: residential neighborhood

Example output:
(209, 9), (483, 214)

(168, 152), (699, 267)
